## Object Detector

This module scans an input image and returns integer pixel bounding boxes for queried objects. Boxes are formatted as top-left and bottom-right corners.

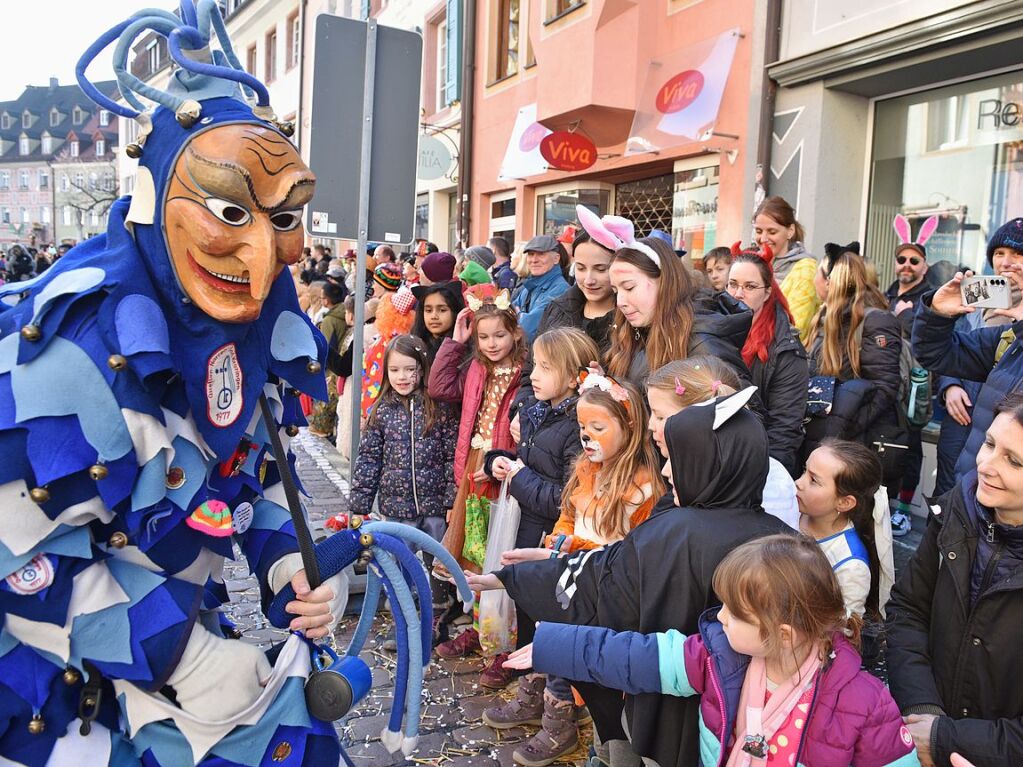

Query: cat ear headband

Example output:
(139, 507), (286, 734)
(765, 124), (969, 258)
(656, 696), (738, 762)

(578, 365), (631, 410)
(893, 214), (938, 257)
(576, 205), (661, 269)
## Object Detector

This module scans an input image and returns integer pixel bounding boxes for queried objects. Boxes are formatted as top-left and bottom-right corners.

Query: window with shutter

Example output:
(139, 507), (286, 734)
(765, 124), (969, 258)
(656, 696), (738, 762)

(444, 0), (461, 105)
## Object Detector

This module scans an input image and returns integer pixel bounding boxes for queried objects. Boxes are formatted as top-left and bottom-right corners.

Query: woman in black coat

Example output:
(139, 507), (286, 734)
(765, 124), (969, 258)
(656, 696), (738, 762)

(887, 392), (1023, 767)
(802, 246), (902, 459)
(726, 246), (808, 476)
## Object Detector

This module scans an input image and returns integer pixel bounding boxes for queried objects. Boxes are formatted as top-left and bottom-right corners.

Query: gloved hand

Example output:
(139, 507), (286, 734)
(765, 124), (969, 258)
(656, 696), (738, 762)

(268, 552), (349, 639)
(167, 623), (271, 720)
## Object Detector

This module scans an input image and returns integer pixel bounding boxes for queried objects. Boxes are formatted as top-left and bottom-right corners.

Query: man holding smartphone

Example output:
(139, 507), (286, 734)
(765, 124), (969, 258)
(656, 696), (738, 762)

(912, 217), (1023, 488)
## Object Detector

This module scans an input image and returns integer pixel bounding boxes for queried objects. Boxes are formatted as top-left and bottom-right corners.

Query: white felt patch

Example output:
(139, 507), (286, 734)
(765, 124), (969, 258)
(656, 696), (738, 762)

(205, 343), (243, 428)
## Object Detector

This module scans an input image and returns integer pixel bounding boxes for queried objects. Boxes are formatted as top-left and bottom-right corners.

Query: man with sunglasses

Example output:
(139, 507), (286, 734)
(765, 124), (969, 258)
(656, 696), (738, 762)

(886, 240), (933, 536)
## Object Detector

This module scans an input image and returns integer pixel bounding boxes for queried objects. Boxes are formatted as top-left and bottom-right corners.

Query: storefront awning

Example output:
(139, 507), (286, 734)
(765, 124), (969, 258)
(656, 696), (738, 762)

(626, 28), (741, 155)
(498, 104), (552, 182)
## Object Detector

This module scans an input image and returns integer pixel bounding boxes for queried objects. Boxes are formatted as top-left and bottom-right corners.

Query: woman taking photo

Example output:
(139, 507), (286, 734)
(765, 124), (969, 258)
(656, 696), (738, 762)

(727, 243), (808, 476)
(579, 209), (751, 388)
(803, 245), (902, 460)
(753, 195), (819, 341)
(887, 391), (1023, 767)
(535, 206), (617, 356)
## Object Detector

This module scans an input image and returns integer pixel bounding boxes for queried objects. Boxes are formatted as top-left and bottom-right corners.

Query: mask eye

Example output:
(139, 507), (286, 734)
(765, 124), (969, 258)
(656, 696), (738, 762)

(270, 210), (303, 232)
(204, 198), (251, 226)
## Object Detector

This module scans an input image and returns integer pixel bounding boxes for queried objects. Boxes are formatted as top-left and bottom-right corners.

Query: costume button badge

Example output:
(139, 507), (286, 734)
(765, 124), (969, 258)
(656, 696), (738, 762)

(166, 466), (186, 489)
(271, 742), (292, 761)
(7, 554), (55, 595)
(232, 502), (254, 535)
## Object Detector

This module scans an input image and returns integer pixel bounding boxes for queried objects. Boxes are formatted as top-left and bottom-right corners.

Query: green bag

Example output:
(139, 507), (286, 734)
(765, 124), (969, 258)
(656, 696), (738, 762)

(462, 489), (491, 569)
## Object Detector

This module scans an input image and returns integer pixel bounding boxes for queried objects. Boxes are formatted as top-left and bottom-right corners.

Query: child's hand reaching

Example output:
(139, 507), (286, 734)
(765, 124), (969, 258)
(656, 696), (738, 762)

(464, 570), (503, 592)
(453, 307), (473, 345)
(501, 547), (553, 565)
(504, 643), (534, 670)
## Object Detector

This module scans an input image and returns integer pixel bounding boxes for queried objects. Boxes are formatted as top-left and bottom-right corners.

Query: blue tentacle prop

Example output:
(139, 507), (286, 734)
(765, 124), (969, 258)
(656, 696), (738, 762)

(370, 559), (411, 746)
(371, 534), (434, 665)
(345, 568), (382, 659)
(363, 521), (474, 606)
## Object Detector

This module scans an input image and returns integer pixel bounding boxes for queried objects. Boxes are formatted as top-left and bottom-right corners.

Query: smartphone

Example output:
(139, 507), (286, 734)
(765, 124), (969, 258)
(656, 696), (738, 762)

(960, 275), (1012, 310)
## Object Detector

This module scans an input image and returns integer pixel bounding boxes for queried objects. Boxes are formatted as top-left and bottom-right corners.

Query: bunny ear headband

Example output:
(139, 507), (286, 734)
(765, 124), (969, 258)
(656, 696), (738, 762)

(576, 205), (661, 269)
(893, 214), (938, 257)
(577, 364), (631, 410)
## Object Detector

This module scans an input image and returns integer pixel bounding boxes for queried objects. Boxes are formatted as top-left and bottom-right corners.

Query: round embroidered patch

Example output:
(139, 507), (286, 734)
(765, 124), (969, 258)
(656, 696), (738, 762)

(900, 725), (913, 747)
(166, 466), (186, 489)
(232, 502), (254, 535)
(186, 500), (234, 537)
(271, 742), (292, 761)
(205, 342), (244, 428)
(7, 554), (55, 595)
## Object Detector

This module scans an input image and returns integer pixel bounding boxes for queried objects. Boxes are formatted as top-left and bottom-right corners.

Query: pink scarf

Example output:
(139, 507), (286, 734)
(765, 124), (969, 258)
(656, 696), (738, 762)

(724, 647), (823, 767)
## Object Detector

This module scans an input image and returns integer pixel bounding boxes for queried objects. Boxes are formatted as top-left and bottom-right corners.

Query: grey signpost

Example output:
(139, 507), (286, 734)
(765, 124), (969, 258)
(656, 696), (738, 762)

(306, 15), (422, 480)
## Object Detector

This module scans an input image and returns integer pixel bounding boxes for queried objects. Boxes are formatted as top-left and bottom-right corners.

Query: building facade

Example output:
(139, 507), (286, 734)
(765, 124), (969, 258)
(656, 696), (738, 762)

(51, 111), (119, 243)
(768, 0), (1023, 285)
(466, 0), (761, 259)
(0, 80), (117, 248)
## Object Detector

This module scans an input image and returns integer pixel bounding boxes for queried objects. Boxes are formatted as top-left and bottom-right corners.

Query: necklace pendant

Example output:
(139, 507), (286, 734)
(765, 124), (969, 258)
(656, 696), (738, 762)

(741, 734), (768, 759)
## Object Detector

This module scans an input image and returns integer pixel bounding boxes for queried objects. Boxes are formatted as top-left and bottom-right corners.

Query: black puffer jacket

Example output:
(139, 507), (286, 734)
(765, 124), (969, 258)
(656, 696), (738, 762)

(485, 395), (581, 527)
(749, 304), (808, 477)
(623, 290), (753, 388)
(803, 307), (902, 454)
(536, 284), (614, 357)
(887, 474), (1023, 767)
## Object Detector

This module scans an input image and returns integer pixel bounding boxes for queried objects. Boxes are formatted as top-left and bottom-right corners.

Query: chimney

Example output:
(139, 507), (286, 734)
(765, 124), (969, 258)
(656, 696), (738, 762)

(49, 77), (58, 90)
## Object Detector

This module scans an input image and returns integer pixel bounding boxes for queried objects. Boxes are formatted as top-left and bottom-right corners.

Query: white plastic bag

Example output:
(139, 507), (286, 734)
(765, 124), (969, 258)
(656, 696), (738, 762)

(478, 480), (520, 655)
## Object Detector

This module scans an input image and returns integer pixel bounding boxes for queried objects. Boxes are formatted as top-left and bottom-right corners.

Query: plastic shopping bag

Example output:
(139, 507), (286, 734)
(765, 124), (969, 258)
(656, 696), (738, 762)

(478, 481), (520, 655)
(462, 483), (491, 569)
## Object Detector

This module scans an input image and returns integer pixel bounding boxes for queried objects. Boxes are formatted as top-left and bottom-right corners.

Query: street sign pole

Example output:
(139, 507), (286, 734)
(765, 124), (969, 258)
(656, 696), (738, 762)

(348, 18), (378, 477)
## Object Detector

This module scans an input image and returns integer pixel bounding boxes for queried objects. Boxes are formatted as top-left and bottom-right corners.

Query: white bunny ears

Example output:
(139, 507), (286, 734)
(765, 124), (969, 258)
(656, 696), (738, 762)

(893, 214), (938, 251)
(576, 205), (662, 269)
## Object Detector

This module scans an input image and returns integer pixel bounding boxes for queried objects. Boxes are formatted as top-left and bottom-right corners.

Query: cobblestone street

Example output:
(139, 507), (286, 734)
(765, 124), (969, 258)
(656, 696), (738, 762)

(222, 431), (591, 767)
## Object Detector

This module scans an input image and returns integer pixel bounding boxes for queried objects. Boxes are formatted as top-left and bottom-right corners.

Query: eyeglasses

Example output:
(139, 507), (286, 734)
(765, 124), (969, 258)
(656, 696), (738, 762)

(726, 281), (768, 294)
(896, 255), (922, 266)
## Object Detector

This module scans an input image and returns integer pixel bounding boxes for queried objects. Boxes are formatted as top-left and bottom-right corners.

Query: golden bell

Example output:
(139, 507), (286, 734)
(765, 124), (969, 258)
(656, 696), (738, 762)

(360, 533), (374, 547)
(108, 532), (128, 549)
(107, 354), (128, 371)
(29, 487), (50, 503)
(278, 121), (295, 137)
(63, 668), (81, 686)
(89, 464), (109, 481)
(350, 515), (363, 530)
(125, 142), (143, 159)
(28, 715), (44, 735)
(20, 324), (41, 341)
(306, 360), (321, 374)
(285, 425), (299, 437)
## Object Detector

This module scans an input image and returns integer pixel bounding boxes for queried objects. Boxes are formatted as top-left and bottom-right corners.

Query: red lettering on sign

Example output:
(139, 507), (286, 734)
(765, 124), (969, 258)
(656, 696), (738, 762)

(656, 70), (705, 114)
(539, 132), (598, 171)
(519, 122), (548, 152)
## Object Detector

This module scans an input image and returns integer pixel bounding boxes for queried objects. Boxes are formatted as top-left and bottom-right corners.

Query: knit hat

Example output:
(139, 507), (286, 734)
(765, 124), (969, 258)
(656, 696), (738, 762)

(464, 245), (496, 269)
(987, 217), (1023, 265)
(373, 262), (403, 291)
(459, 260), (492, 286)
(421, 251), (456, 282)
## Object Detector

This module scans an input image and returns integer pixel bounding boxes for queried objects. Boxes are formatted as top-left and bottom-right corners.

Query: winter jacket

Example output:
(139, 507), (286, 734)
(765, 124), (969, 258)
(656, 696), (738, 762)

(750, 304), (808, 476)
(349, 391), (458, 519)
(912, 293), (1023, 482)
(497, 504), (793, 767)
(491, 261), (518, 292)
(804, 307), (902, 453)
(886, 474), (1023, 767)
(885, 278), (931, 340)
(483, 395), (581, 527)
(427, 337), (520, 486)
(535, 285), (614, 356)
(511, 267), (570, 341)
(623, 290), (753, 389)
(775, 242), (819, 343)
(533, 611), (918, 767)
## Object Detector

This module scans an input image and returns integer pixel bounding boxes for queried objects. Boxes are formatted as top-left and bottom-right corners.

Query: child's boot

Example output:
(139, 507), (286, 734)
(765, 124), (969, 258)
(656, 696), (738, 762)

(482, 673), (545, 728)
(511, 691), (579, 767)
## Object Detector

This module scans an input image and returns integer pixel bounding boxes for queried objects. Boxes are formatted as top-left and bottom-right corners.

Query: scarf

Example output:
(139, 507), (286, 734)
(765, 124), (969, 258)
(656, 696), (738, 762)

(725, 647), (823, 767)
(772, 241), (813, 284)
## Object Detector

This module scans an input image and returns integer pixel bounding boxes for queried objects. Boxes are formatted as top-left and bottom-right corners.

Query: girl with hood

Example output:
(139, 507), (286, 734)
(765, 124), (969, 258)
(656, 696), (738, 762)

(466, 390), (792, 767)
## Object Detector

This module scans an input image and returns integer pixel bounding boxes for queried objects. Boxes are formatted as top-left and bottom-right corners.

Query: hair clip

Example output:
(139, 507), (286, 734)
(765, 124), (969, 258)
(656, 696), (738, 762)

(711, 380), (722, 395)
(674, 377), (686, 397)
(578, 366), (631, 410)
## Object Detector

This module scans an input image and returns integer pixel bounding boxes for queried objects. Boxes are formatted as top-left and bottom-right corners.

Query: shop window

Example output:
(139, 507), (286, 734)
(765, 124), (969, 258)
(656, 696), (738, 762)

(447, 190), (459, 249)
(491, 198), (516, 218)
(673, 164), (720, 261)
(492, 0), (519, 82)
(867, 71), (1023, 284)
(414, 193), (429, 242)
(537, 188), (609, 237)
(614, 174), (673, 238)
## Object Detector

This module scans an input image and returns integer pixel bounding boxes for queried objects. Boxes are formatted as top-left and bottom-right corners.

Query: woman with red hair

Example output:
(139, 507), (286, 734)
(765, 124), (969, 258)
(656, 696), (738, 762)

(727, 243), (809, 476)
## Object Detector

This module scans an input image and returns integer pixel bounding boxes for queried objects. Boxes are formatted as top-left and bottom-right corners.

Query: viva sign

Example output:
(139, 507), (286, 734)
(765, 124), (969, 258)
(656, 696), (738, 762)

(656, 69), (705, 114)
(540, 131), (597, 171)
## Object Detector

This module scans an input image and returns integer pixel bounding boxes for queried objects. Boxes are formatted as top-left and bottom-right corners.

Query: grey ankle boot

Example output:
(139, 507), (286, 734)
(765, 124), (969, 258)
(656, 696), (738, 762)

(482, 673), (545, 729)
(512, 692), (579, 767)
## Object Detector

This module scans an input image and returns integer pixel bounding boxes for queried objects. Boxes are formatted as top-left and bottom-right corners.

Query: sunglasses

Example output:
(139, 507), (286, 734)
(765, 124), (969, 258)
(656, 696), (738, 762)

(896, 255), (922, 266)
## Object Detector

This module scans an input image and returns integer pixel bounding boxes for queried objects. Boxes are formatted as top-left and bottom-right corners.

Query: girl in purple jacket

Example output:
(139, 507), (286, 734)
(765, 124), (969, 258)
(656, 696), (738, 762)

(508, 535), (919, 767)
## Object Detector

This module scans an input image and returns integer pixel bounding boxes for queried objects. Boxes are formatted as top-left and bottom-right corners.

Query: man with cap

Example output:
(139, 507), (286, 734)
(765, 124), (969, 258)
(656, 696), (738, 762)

(912, 216), (1023, 487)
(419, 251), (457, 286)
(511, 234), (570, 341)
